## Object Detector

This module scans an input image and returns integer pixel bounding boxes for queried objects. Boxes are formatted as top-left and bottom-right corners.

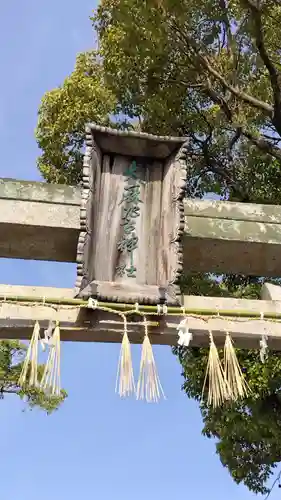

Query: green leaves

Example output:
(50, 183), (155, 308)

(36, 51), (116, 184)
(174, 273), (281, 494)
(0, 340), (66, 414)
(93, 0), (281, 198)
(175, 340), (281, 493)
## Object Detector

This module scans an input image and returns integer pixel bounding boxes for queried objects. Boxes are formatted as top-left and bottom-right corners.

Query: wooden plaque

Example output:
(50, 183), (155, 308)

(75, 124), (188, 305)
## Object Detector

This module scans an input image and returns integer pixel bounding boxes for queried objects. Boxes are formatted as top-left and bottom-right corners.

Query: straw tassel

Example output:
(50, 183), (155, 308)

(40, 321), (61, 396)
(115, 315), (135, 397)
(177, 318), (193, 347)
(136, 317), (165, 403)
(224, 331), (250, 401)
(18, 321), (41, 388)
(202, 330), (229, 408)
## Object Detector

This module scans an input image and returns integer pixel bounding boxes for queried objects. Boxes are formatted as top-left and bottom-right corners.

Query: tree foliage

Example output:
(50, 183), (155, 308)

(0, 339), (66, 414)
(36, 51), (116, 184)
(177, 273), (281, 494)
(93, 0), (281, 202)
(35, 0), (281, 492)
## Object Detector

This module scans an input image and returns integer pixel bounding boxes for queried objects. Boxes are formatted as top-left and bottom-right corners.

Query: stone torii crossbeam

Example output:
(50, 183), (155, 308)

(1, 124), (281, 350)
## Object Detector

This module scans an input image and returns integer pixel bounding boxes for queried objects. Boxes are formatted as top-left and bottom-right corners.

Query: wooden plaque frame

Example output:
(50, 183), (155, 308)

(75, 124), (188, 305)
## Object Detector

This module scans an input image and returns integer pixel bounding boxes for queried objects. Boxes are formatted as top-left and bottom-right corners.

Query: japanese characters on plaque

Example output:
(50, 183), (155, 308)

(116, 160), (142, 279)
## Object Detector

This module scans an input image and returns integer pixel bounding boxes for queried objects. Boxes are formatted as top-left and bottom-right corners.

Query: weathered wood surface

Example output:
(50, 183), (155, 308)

(3, 178), (281, 276)
(0, 284), (281, 348)
(76, 127), (187, 304)
(84, 123), (187, 158)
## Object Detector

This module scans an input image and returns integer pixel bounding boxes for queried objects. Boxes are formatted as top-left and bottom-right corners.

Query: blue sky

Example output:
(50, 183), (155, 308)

(0, 2), (273, 499)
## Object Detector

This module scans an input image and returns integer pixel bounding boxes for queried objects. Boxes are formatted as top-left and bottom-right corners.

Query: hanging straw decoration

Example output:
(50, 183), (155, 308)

(177, 317), (193, 347)
(259, 312), (268, 364)
(202, 330), (229, 408)
(260, 334), (268, 364)
(40, 321), (61, 397)
(224, 331), (250, 401)
(136, 316), (165, 403)
(115, 314), (135, 397)
(18, 320), (41, 388)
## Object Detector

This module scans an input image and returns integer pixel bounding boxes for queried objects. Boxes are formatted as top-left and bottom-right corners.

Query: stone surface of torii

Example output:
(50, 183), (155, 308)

(261, 282), (281, 300)
(1, 177), (281, 276)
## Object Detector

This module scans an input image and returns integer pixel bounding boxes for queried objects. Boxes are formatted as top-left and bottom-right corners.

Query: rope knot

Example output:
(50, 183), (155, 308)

(87, 297), (98, 309)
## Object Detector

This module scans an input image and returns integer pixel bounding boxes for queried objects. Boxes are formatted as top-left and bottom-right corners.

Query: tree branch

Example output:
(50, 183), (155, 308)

(228, 127), (243, 159)
(243, 0), (281, 136)
(242, 129), (281, 161)
(0, 388), (18, 394)
(196, 51), (273, 115)
(169, 17), (274, 116)
(205, 80), (233, 121)
(219, 0), (235, 57)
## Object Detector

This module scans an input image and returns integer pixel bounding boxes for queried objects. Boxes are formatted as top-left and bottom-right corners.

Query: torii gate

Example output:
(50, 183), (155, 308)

(2, 124), (281, 405)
